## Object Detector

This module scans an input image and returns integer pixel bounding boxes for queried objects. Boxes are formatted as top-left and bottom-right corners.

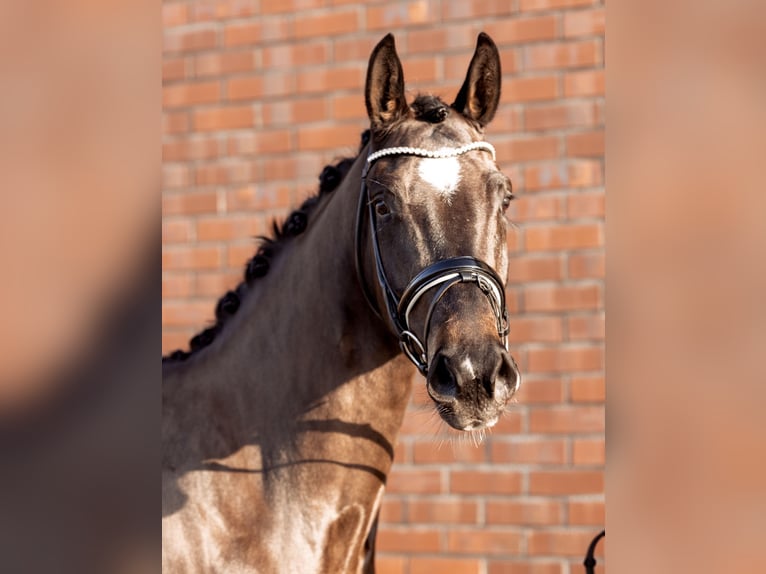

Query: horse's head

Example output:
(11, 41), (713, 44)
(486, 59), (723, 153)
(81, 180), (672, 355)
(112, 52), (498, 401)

(357, 33), (521, 431)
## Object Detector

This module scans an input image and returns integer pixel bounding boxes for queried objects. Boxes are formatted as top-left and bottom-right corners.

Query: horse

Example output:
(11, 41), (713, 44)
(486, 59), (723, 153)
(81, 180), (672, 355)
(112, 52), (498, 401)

(162, 32), (521, 573)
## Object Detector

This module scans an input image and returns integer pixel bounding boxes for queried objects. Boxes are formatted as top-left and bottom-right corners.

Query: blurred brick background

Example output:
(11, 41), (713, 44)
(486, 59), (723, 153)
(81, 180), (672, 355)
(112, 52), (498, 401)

(162, 1), (604, 572)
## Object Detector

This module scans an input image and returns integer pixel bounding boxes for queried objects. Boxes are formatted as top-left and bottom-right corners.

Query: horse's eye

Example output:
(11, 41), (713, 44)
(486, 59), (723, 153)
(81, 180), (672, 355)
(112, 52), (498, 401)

(375, 200), (391, 217)
(502, 193), (514, 210)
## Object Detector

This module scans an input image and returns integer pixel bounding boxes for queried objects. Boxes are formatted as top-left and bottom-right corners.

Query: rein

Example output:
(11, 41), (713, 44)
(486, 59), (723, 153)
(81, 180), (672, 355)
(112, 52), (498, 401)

(354, 141), (509, 376)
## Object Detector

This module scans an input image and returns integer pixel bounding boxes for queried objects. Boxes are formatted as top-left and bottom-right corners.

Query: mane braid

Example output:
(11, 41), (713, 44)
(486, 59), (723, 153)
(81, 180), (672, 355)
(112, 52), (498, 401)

(162, 130), (371, 364)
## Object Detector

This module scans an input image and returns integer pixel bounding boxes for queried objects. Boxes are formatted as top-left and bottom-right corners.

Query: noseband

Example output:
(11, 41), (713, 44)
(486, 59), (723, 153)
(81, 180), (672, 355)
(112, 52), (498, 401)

(354, 141), (510, 376)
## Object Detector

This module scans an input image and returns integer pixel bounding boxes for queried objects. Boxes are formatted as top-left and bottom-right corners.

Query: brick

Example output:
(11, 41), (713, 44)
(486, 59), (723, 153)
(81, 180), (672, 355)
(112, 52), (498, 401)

(523, 161), (602, 192)
(260, 0), (325, 14)
(520, 0), (595, 12)
(164, 28), (217, 53)
(564, 8), (605, 38)
(572, 438), (605, 465)
(264, 97), (327, 126)
(492, 105), (525, 133)
(162, 301), (215, 328)
(257, 157), (300, 181)
(162, 245), (222, 271)
(412, 441), (485, 464)
(193, 106), (254, 131)
(408, 26), (476, 55)
(367, 2), (437, 30)
(567, 191), (604, 218)
(496, 136), (559, 162)
(567, 130), (604, 157)
(484, 16), (559, 45)
(376, 556), (406, 574)
(162, 3), (188, 27)
(569, 161), (603, 187)
(227, 185), (290, 213)
(502, 76), (559, 103)
(523, 40), (600, 71)
(196, 215), (264, 242)
(570, 375), (605, 402)
(163, 82), (220, 108)
(162, 191), (218, 216)
(567, 252), (604, 279)
(488, 562), (563, 574)
(162, 220), (193, 244)
(228, 73), (294, 100)
(332, 94), (366, 121)
(163, 111), (189, 134)
(528, 405), (604, 433)
(568, 499), (605, 524)
(523, 284), (600, 312)
(393, 441), (408, 464)
(446, 47), (518, 82)
(514, 377), (565, 403)
(486, 499), (562, 525)
(195, 271), (241, 297)
(386, 469), (443, 494)
(528, 530), (604, 557)
(377, 528), (440, 553)
(507, 194), (563, 221)
(491, 411), (524, 434)
(408, 499), (478, 524)
(332, 37), (377, 63)
(297, 66), (365, 94)
(379, 498), (404, 523)
(228, 131), (292, 155)
(447, 529), (523, 555)
(524, 223), (602, 251)
(263, 42), (328, 69)
(529, 470), (603, 495)
(162, 330), (191, 354)
(450, 470), (523, 495)
(525, 102), (597, 131)
(226, 242), (259, 269)
(402, 57), (439, 84)
(188, 0), (259, 22)
(295, 10), (358, 38)
(224, 19), (289, 46)
(564, 69), (604, 97)
(527, 347), (603, 374)
(163, 164), (191, 189)
(163, 138), (221, 163)
(442, 0), (514, 19)
(194, 52), (255, 77)
(507, 316), (564, 343)
(567, 314), (604, 340)
(163, 58), (187, 82)
(507, 255), (563, 283)
(162, 274), (194, 298)
(297, 125), (362, 151)
(411, 558), (480, 574)
(490, 438), (567, 465)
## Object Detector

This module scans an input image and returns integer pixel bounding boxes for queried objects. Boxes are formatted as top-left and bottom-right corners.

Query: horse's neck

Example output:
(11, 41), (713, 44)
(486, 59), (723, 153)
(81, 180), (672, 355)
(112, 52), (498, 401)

(163, 155), (414, 471)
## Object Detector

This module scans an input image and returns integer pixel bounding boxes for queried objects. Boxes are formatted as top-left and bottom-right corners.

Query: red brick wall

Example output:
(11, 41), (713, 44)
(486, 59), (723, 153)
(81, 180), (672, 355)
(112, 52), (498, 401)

(162, 1), (605, 572)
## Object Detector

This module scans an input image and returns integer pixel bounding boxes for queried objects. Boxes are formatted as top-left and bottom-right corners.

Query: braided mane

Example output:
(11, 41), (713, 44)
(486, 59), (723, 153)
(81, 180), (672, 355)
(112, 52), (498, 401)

(163, 94), (452, 364)
(162, 130), (371, 364)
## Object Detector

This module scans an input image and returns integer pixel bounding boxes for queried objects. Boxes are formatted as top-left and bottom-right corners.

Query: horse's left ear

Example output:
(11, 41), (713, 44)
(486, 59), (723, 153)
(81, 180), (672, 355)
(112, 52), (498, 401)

(452, 33), (502, 127)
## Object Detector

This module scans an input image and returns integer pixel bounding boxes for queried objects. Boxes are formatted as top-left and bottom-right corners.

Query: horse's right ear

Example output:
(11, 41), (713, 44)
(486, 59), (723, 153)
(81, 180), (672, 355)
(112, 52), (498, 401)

(365, 34), (408, 130)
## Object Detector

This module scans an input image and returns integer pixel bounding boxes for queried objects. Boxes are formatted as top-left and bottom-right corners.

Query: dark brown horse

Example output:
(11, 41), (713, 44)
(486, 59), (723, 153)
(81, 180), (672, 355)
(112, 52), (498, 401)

(162, 33), (520, 573)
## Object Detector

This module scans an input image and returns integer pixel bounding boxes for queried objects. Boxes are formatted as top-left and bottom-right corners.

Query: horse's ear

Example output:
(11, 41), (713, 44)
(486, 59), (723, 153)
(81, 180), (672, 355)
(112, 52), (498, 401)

(365, 34), (408, 129)
(452, 33), (502, 127)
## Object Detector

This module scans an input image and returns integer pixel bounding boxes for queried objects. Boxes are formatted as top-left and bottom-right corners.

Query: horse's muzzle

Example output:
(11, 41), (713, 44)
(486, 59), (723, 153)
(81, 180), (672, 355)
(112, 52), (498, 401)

(426, 343), (520, 430)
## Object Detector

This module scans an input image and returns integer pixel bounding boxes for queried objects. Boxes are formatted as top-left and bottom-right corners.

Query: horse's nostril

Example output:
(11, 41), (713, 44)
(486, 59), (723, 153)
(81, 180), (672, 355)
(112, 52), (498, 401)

(426, 353), (458, 402)
(497, 350), (521, 394)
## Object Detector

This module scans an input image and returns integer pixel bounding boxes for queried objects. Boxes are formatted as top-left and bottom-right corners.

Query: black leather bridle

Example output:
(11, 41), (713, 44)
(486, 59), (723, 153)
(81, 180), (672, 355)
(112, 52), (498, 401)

(354, 142), (510, 376)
